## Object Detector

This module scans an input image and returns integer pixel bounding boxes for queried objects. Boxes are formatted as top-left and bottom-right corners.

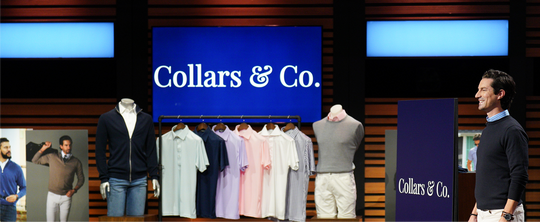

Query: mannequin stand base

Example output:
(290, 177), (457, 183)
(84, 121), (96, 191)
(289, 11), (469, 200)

(311, 216), (362, 221)
(99, 214), (158, 221)
(158, 216), (362, 221)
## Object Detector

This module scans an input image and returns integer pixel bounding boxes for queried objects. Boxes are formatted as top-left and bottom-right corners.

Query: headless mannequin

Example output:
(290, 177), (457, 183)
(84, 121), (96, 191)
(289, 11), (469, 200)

(313, 104), (363, 219)
(100, 98), (160, 200)
(120, 98), (134, 109)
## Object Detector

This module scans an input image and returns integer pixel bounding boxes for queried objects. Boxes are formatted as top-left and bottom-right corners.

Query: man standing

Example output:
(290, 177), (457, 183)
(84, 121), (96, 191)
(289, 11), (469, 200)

(32, 135), (84, 222)
(0, 137), (27, 222)
(467, 134), (481, 172)
(469, 70), (529, 222)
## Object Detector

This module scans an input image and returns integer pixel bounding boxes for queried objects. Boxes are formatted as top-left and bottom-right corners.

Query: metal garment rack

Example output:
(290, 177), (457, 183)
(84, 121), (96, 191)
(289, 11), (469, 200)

(156, 115), (301, 221)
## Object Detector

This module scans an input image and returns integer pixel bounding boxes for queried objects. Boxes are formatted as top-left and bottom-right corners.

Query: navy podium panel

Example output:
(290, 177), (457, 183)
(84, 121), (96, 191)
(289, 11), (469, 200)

(396, 99), (457, 221)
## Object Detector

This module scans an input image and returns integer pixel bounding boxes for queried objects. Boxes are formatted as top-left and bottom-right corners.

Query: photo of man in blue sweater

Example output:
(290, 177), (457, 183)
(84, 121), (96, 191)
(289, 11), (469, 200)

(0, 137), (27, 222)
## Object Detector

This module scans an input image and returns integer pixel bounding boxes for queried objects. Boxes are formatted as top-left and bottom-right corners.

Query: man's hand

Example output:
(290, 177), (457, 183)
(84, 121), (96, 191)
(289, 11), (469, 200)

(100, 182), (110, 200)
(40, 141), (52, 153)
(468, 214), (477, 222)
(5, 195), (18, 203)
(66, 189), (76, 198)
(152, 179), (160, 198)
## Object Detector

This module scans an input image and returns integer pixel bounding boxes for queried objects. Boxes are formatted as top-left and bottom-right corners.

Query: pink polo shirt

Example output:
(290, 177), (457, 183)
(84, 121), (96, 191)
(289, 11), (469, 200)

(234, 125), (271, 218)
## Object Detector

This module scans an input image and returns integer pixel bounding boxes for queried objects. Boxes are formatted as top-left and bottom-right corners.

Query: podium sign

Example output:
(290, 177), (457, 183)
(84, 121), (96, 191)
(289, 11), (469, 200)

(396, 99), (458, 221)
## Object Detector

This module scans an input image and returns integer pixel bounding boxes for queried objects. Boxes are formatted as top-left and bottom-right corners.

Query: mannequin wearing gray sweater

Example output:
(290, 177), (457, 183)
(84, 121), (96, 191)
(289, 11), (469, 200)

(312, 105), (364, 218)
(313, 107), (364, 173)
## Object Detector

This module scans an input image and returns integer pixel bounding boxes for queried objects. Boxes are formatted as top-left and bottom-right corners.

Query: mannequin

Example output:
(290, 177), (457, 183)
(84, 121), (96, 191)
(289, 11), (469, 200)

(328, 104), (343, 120)
(96, 98), (160, 216)
(312, 104), (364, 219)
(120, 98), (134, 109)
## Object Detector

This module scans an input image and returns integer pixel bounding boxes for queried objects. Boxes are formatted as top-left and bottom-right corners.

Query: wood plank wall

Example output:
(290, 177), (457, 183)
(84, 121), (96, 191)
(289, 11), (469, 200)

(1, 1), (117, 221)
(363, 0), (508, 220)
(146, 0), (333, 219)
(0, 0), (334, 220)
(527, 96), (540, 219)
(3, 0), (540, 221)
(363, 98), (488, 221)
(364, 96), (540, 221)
(145, 0), (336, 112)
(528, 0), (540, 57)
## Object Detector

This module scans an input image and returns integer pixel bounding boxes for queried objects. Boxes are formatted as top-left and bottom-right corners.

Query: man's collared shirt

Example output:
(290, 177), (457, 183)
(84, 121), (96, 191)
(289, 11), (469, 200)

(282, 126), (316, 221)
(194, 127), (229, 219)
(487, 110), (510, 122)
(213, 125), (249, 220)
(158, 125), (209, 218)
(0, 159), (9, 171)
(118, 102), (137, 138)
(259, 124), (299, 220)
(234, 125), (271, 218)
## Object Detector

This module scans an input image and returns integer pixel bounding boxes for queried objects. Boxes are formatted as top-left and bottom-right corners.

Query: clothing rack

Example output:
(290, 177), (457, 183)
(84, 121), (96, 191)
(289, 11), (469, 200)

(156, 115), (301, 221)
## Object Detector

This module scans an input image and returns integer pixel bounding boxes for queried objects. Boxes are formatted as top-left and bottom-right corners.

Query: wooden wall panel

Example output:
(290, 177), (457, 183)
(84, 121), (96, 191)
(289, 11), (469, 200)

(364, 97), (488, 221)
(0, 0), (116, 22)
(1, 0), (116, 6)
(3, 0), (538, 221)
(146, 0), (333, 219)
(527, 2), (540, 57)
(526, 96), (540, 219)
(366, 1), (509, 21)
(2, 0), (140, 214)
(364, 97), (540, 220)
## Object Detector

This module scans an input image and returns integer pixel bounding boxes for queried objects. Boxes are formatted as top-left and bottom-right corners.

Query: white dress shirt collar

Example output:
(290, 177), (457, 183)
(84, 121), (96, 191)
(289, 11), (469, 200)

(61, 150), (72, 160)
(260, 124), (281, 136)
(118, 102), (137, 138)
(0, 159), (9, 171)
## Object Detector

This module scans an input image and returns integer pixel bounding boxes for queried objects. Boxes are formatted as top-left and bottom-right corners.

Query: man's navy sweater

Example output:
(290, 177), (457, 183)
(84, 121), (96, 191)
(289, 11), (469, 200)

(96, 105), (159, 182)
(475, 116), (528, 210)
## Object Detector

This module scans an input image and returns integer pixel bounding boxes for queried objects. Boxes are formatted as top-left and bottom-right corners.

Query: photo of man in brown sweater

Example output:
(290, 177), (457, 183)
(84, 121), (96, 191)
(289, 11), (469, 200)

(32, 135), (84, 222)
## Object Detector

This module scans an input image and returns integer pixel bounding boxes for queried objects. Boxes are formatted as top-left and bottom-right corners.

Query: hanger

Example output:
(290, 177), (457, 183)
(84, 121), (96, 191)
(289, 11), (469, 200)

(174, 122), (186, 130)
(197, 122), (208, 131)
(266, 122), (276, 130)
(214, 122), (226, 131)
(238, 120), (249, 131)
(283, 122), (295, 132)
(173, 116), (186, 130)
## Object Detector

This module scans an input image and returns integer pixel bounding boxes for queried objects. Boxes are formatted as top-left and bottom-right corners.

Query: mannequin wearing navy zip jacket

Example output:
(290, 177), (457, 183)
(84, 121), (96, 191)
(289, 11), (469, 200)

(95, 98), (160, 216)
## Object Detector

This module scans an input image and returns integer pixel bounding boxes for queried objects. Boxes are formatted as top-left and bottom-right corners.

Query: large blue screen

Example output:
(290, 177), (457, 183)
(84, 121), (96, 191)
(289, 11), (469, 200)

(152, 27), (322, 122)
(1, 22), (114, 58)
(367, 20), (508, 57)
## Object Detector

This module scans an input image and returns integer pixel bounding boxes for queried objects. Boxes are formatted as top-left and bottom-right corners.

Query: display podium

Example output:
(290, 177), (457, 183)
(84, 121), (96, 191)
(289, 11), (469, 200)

(150, 216), (363, 222)
(394, 99), (458, 221)
(99, 214), (157, 221)
(310, 216), (363, 221)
